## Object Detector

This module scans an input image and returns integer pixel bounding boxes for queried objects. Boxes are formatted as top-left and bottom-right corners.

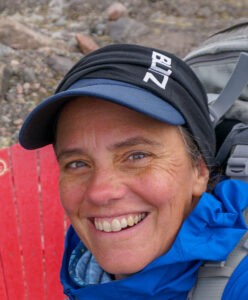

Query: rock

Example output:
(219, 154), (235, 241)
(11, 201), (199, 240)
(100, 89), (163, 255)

(0, 137), (11, 148)
(16, 84), (23, 95)
(106, 2), (128, 21)
(0, 0), (49, 14)
(75, 33), (100, 54)
(13, 118), (23, 126)
(49, 0), (66, 16)
(1, 116), (10, 123)
(22, 68), (36, 83)
(0, 63), (6, 98)
(0, 43), (15, 58)
(46, 55), (75, 75)
(0, 16), (70, 50)
(32, 83), (41, 90)
(92, 23), (106, 36)
(23, 82), (31, 93)
(107, 17), (149, 42)
(10, 60), (20, 67)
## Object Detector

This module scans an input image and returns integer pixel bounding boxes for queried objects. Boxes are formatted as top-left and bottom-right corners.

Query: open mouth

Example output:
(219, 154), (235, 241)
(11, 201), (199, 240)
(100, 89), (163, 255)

(94, 213), (147, 233)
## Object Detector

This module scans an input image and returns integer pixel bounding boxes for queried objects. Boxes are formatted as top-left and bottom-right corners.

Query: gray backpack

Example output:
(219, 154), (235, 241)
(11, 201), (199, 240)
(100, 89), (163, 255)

(184, 22), (248, 299)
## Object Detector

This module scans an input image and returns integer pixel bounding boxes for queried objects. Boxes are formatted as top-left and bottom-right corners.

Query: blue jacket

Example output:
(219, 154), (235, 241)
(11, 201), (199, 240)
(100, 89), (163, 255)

(60, 179), (248, 299)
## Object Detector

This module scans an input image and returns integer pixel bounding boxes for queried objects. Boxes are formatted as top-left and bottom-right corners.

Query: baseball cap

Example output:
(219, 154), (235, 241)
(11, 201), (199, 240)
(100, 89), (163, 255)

(19, 44), (215, 166)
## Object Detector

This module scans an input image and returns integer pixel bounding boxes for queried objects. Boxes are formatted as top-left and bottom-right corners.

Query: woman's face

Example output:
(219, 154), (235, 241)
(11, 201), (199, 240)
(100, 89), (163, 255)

(55, 97), (209, 278)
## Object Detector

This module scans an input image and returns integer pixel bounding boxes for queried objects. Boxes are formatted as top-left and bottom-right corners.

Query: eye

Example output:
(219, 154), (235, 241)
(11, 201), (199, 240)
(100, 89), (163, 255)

(127, 152), (149, 161)
(65, 160), (88, 170)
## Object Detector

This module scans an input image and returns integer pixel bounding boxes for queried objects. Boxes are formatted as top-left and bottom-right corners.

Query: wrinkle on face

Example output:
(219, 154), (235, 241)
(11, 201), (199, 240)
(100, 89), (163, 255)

(55, 96), (209, 276)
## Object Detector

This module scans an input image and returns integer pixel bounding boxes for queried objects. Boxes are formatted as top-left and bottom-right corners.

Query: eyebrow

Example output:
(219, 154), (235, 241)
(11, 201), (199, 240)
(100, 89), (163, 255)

(56, 148), (85, 162)
(108, 136), (162, 151)
(56, 136), (162, 161)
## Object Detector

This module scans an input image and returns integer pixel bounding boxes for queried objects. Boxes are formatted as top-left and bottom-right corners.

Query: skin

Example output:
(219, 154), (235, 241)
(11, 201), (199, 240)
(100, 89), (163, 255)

(55, 96), (209, 279)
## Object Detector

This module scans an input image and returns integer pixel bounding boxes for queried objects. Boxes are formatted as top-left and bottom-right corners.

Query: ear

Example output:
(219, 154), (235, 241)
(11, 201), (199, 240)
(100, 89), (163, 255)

(192, 158), (209, 199)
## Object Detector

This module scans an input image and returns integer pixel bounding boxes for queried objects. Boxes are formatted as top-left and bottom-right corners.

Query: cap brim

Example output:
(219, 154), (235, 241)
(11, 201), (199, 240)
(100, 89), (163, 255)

(19, 79), (185, 149)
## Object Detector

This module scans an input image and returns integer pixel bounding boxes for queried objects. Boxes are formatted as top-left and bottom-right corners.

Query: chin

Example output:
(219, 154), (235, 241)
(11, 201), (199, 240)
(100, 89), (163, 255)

(96, 253), (151, 278)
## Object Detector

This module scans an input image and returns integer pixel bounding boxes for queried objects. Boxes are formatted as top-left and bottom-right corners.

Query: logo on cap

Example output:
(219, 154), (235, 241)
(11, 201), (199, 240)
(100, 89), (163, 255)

(143, 51), (172, 89)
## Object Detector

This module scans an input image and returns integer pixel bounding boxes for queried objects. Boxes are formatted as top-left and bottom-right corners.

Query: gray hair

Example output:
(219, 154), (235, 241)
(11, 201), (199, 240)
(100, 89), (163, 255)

(178, 126), (203, 165)
(179, 126), (221, 192)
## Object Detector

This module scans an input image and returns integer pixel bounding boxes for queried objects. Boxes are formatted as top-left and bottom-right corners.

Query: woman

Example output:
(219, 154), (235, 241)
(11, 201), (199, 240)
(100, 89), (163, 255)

(19, 44), (248, 299)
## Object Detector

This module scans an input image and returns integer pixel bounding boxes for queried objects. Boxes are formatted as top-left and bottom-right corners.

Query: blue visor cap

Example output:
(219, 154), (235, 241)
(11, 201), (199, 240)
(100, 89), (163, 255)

(19, 78), (185, 149)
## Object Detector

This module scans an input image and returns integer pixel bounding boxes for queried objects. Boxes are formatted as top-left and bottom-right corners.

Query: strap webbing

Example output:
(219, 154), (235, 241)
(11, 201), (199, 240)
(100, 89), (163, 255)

(209, 52), (248, 127)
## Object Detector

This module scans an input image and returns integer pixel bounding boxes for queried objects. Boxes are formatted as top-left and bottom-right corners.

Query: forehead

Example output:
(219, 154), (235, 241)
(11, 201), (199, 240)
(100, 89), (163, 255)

(54, 97), (191, 162)
(57, 96), (169, 130)
(54, 96), (187, 154)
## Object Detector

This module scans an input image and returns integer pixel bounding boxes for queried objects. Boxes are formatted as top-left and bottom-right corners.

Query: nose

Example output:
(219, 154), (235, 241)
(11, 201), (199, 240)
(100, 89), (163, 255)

(84, 167), (126, 206)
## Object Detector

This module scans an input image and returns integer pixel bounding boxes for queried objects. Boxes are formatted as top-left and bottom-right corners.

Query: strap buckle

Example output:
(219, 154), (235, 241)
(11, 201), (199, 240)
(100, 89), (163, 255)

(226, 145), (248, 182)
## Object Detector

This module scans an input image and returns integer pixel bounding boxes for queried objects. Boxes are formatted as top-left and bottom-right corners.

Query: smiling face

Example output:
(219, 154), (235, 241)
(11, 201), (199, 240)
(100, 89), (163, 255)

(55, 97), (209, 278)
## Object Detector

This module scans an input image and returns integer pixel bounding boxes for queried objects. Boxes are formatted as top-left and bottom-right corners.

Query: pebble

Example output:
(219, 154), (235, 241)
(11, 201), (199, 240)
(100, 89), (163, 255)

(1, 116), (10, 123)
(0, 43), (14, 58)
(23, 82), (31, 90)
(93, 23), (106, 36)
(16, 84), (23, 94)
(46, 55), (75, 74)
(13, 118), (23, 126)
(31, 92), (39, 99)
(0, 137), (11, 148)
(16, 94), (25, 104)
(108, 17), (149, 41)
(106, 2), (128, 21)
(23, 68), (36, 83)
(75, 33), (100, 54)
(32, 82), (41, 90)
(10, 60), (19, 67)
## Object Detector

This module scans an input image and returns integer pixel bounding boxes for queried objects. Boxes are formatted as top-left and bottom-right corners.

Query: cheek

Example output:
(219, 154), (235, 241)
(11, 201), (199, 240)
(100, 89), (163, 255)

(132, 166), (194, 217)
(130, 168), (175, 207)
(59, 175), (85, 215)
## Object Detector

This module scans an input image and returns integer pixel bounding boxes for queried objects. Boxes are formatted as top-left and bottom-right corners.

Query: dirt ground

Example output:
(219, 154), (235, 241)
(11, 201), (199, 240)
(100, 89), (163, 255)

(0, 0), (247, 147)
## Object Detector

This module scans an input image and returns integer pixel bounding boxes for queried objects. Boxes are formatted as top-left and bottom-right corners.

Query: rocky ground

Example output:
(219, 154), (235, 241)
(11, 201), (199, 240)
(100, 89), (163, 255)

(0, 0), (247, 148)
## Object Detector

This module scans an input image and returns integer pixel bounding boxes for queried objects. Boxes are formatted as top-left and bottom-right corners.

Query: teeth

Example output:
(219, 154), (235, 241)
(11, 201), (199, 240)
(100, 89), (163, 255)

(98, 221), (103, 231)
(120, 218), (127, 228)
(102, 221), (111, 232)
(111, 219), (122, 232)
(127, 215), (134, 226)
(94, 213), (146, 233)
(134, 215), (139, 224)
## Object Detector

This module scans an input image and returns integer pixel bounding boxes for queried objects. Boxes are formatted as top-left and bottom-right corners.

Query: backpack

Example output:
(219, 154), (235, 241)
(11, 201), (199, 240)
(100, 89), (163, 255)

(185, 22), (248, 177)
(184, 22), (248, 299)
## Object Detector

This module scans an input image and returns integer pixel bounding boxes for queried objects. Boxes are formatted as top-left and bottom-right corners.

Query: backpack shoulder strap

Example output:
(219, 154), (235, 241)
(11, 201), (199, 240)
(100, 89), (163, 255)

(208, 52), (248, 127)
(188, 208), (248, 300)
